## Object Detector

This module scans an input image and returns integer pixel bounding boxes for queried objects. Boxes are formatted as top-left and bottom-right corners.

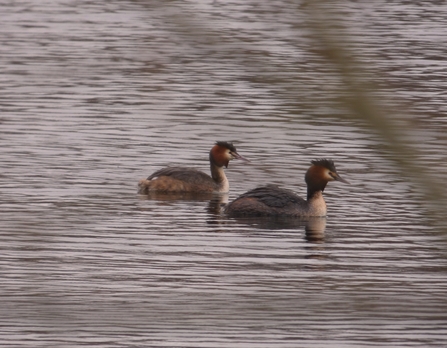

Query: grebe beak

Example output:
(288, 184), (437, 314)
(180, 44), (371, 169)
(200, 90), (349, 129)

(231, 151), (250, 162)
(335, 174), (350, 184)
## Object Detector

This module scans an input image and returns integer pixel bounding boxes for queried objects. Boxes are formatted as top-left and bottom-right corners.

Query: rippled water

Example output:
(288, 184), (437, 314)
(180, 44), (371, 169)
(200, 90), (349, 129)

(1, 1), (447, 347)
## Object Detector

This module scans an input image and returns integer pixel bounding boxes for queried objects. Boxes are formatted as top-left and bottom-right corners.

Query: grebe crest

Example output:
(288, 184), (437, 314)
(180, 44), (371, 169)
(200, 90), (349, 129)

(210, 141), (245, 168)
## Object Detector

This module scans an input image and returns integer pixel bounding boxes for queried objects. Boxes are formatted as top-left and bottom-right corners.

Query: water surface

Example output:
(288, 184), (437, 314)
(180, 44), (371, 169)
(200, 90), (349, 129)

(1, 1), (447, 347)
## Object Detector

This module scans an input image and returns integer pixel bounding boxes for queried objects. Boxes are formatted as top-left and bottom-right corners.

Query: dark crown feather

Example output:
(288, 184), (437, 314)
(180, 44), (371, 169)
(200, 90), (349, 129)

(215, 141), (237, 152)
(311, 158), (337, 172)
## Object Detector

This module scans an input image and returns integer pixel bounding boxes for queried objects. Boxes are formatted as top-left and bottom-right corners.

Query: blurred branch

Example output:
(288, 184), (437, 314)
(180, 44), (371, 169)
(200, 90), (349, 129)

(303, 0), (447, 224)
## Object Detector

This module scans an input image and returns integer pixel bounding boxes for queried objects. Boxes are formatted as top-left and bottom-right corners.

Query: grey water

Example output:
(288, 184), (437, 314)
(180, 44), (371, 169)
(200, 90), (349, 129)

(1, 1), (447, 347)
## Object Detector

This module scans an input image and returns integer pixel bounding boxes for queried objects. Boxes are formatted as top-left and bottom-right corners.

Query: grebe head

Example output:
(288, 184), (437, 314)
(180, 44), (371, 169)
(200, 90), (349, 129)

(210, 141), (248, 168)
(305, 159), (349, 192)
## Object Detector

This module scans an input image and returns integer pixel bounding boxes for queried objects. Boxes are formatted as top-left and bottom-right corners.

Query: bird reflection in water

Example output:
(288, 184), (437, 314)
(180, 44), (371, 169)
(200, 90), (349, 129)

(140, 192), (326, 242)
(140, 191), (229, 216)
(226, 216), (326, 242)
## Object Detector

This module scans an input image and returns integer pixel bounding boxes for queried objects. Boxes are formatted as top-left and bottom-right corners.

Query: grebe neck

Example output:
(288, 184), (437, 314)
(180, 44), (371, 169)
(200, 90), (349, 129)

(210, 162), (229, 193)
(306, 178), (327, 201)
(306, 181), (328, 216)
(306, 190), (327, 216)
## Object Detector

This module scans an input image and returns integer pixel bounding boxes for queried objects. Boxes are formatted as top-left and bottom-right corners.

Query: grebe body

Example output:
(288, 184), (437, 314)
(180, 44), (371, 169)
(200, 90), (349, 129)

(138, 141), (247, 194)
(225, 159), (348, 217)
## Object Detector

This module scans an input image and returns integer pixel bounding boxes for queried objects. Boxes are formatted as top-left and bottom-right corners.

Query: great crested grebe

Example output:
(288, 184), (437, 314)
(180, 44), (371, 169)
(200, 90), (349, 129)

(225, 159), (348, 217)
(138, 141), (248, 194)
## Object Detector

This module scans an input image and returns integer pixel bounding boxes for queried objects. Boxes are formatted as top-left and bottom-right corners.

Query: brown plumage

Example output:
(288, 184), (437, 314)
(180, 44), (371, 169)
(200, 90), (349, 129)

(138, 142), (248, 194)
(225, 159), (349, 217)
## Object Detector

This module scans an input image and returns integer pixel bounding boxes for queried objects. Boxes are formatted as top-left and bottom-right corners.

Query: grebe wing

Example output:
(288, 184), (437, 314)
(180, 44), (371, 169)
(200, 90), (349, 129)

(235, 184), (305, 208)
(147, 166), (214, 185)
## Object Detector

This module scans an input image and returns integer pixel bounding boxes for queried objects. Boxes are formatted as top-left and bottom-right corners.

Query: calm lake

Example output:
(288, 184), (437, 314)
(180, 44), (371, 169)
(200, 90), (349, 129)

(1, 1), (447, 347)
